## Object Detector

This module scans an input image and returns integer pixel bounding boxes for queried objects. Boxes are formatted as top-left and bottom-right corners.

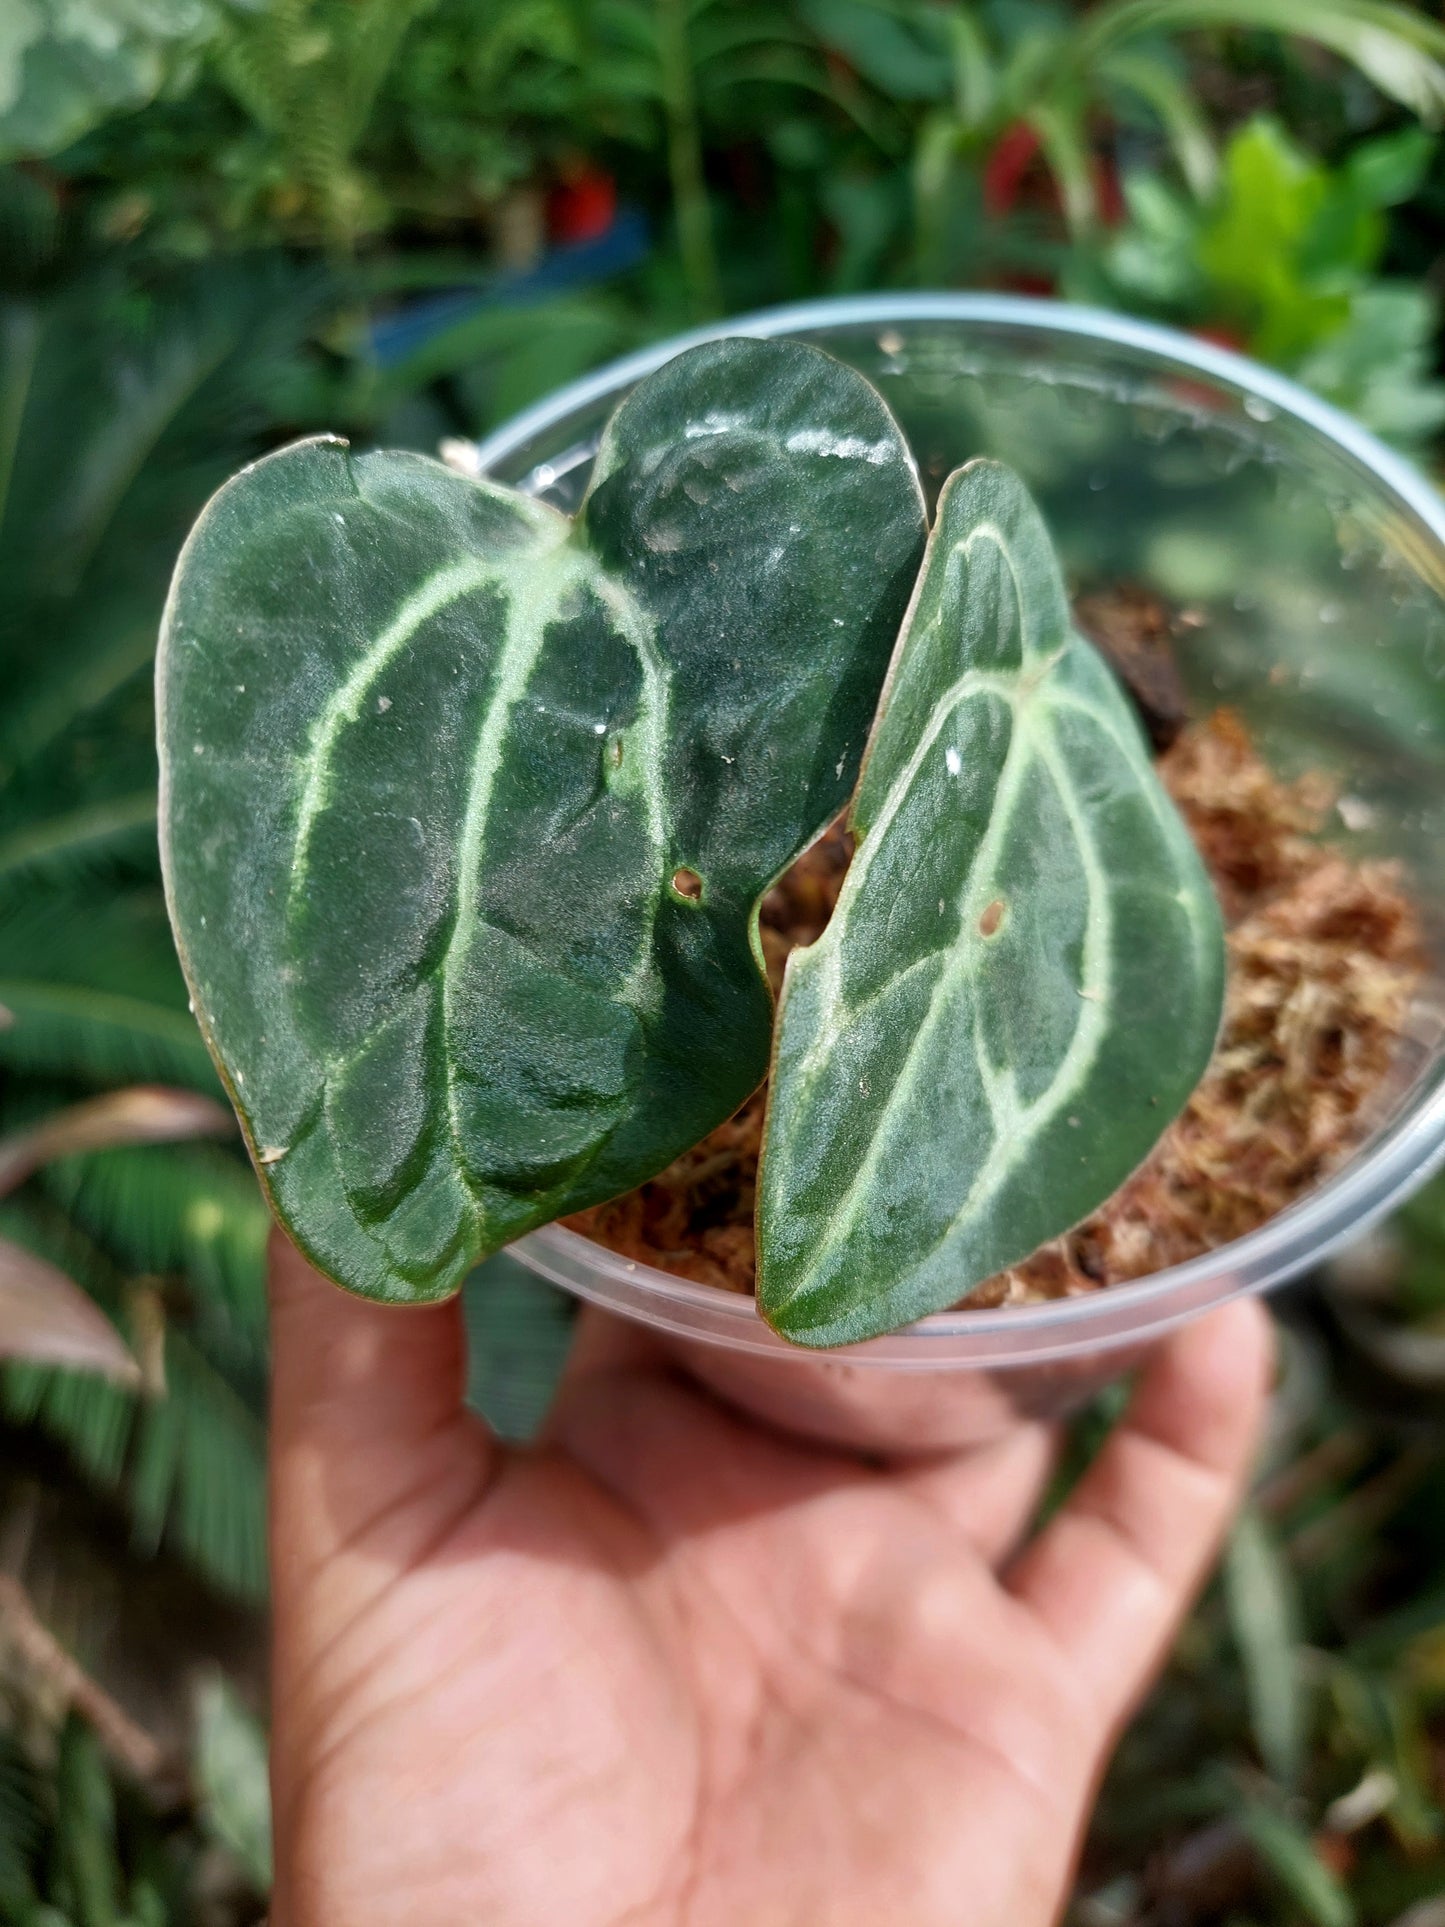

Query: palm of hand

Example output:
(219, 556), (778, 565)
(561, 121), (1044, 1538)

(268, 1241), (1269, 1927)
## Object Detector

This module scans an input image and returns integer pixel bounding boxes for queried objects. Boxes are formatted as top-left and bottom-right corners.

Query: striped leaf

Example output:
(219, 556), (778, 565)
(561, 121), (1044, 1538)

(158, 338), (925, 1303)
(758, 459), (1224, 1347)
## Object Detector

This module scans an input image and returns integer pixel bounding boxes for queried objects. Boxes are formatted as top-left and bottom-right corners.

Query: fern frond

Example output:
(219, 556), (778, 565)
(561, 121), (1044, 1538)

(1, 256), (330, 661)
(212, 0), (436, 243)
(0, 631), (157, 785)
(0, 242), (327, 1604)
(0, 888), (175, 982)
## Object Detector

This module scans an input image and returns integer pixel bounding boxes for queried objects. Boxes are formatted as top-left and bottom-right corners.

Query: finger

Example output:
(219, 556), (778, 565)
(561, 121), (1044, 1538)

(535, 1305), (669, 1452)
(890, 1422), (1060, 1567)
(1007, 1298), (1273, 1736)
(268, 1231), (494, 1591)
(553, 1302), (663, 1390)
(553, 1309), (1057, 1561)
(269, 1228), (476, 1452)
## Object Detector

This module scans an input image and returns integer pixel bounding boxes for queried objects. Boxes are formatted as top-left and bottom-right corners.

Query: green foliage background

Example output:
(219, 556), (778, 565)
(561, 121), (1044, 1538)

(2, 1), (1445, 1919)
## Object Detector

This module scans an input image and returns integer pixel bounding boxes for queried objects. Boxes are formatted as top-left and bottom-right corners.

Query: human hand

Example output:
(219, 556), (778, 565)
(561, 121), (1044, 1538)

(267, 1234), (1271, 1926)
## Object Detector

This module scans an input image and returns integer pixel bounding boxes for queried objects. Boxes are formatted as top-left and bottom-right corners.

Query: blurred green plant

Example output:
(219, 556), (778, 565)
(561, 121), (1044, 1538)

(242, 0), (858, 309)
(0, 180), (341, 1604)
(194, 1671), (273, 1895)
(18, 0), (1445, 327)
(0, 0), (226, 163)
(1373, 1173), (1445, 1334)
(1069, 115), (1445, 448)
(0, 1696), (270, 1924)
(801, 0), (1445, 280)
(38, 0), (858, 314)
(208, 0), (439, 250)
(0, 1087), (235, 1391)
(1070, 1312), (1445, 1926)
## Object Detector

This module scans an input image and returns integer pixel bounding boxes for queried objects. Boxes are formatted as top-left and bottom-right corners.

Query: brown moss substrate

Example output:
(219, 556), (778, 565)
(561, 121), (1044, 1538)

(566, 709), (1425, 1306)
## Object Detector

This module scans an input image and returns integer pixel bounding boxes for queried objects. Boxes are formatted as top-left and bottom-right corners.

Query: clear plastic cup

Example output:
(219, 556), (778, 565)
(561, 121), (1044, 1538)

(473, 295), (1445, 1452)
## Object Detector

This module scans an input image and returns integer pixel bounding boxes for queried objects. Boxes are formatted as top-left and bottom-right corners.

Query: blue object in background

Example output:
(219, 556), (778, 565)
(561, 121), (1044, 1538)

(369, 207), (650, 369)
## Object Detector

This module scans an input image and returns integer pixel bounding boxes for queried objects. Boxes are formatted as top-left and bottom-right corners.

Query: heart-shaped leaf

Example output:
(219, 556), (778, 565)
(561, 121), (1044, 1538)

(159, 338), (925, 1302)
(758, 458), (1225, 1347)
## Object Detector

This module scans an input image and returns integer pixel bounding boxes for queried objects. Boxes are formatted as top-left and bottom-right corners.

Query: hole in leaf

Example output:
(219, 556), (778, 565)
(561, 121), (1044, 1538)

(671, 866), (704, 903)
(608, 732), (624, 769)
(978, 898), (1005, 937)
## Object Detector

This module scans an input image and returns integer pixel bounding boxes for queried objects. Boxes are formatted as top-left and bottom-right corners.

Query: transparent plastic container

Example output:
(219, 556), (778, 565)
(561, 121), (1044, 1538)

(473, 295), (1445, 1452)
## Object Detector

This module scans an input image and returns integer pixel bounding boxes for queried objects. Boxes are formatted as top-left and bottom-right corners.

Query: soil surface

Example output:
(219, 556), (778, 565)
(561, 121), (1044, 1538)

(567, 610), (1426, 1307)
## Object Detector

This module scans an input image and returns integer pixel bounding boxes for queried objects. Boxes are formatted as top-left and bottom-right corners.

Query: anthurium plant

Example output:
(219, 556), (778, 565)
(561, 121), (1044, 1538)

(158, 337), (1224, 1347)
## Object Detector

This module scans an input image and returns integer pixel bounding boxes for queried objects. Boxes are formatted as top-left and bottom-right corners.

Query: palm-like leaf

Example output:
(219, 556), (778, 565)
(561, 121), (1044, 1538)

(0, 234), (326, 1599)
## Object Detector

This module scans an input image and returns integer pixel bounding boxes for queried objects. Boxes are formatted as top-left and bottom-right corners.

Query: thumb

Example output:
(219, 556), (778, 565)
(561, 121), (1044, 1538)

(1007, 1296), (1273, 1739)
(266, 1238), (496, 1913)
(268, 1229), (495, 1619)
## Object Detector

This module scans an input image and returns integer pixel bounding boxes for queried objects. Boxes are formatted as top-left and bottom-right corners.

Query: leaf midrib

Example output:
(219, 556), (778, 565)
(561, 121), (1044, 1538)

(291, 526), (673, 1243)
(787, 654), (1051, 1106)
(291, 544), (565, 888)
(769, 656), (1115, 1317)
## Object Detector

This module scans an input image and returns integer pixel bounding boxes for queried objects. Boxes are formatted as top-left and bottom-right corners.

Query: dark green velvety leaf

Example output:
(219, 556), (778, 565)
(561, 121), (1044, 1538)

(758, 458), (1224, 1347)
(158, 339), (925, 1302)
